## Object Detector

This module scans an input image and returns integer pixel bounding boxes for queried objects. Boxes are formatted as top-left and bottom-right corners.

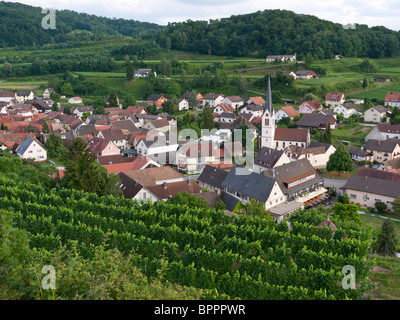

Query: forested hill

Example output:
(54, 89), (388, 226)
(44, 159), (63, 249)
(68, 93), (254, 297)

(0, 1), (161, 47)
(155, 9), (400, 59)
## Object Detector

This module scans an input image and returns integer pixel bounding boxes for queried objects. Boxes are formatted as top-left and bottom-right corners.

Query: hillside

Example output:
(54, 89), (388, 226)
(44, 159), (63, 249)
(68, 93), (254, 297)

(0, 1), (161, 47)
(156, 10), (400, 59)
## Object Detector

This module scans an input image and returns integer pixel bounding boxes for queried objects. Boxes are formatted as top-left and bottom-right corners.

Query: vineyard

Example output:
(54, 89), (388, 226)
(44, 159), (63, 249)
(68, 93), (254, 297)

(0, 177), (376, 300)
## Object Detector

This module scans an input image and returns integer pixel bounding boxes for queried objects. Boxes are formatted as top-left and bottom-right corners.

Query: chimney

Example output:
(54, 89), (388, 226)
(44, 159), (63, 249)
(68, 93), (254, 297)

(163, 182), (167, 189)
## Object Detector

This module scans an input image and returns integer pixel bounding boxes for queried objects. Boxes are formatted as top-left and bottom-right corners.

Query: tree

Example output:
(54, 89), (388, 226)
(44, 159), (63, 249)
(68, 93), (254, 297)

(188, 91), (198, 109)
(201, 106), (215, 130)
(320, 124), (332, 144)
(304, 53), (314, 68)
(332, 202), (361, 225)
(362, 78), (369, 89)
(45, 133), (68, 159)
(326, 143), (353, 175)
(214, 199), (226, 211)
(108, 90), (119, 108)
(51, 102), (59, 111)
(61, 82), (74, 97)
(375, 218), (398, 256)
(392, 197), (400, 214)
(243, 199), (273, 220)
(162, 100), (177, 114)
(338, 193), (350, 204)
(166, 191), (208, 209)
(126, 62), (134, 81)
(236, 76), (247, 94)
(42, 120), (50, 134)
(375, 201), (387, 213)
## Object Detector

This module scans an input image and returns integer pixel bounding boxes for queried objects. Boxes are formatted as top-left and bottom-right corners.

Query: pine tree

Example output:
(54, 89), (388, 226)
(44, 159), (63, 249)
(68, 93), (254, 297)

(201, 106), (215, 130)
(42, 120), (50, 134)
(375, 218), (398, 256)
(127, 62), (134, 81)
(108, 90), (119, 108)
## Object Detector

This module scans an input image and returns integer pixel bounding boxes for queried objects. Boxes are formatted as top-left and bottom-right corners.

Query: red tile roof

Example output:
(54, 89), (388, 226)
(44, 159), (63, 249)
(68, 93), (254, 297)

(274, 127), (309, 142)
(325, 92), (344, 101)
(384, 92), (400, 103)
(281, 106), (299, 117)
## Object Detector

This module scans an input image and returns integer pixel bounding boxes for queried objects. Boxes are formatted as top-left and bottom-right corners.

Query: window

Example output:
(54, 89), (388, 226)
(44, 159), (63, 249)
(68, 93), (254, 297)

(350, 194), (357, 199)
(143, 192), (147, 199)
(265, 119), (269, 126)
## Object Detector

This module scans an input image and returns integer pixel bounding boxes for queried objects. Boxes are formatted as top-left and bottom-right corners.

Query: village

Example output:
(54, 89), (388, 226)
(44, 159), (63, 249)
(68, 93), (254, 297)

(1, 72), (400, 224)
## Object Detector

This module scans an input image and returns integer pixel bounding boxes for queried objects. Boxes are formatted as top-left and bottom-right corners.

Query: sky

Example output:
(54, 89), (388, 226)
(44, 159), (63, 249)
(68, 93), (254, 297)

(6, 0), (400, 30)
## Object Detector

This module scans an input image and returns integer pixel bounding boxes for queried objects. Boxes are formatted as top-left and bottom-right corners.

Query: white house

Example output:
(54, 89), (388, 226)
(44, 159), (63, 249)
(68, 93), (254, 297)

(68, 97), (83, 104)
(275, 106), (299, 122)
(16, 136), (47, 161)
(365, 124), (400, 142)
(384, 92), (400, 108)
(214, 103), (235, 115)
(203, 94), (225, 108)
(325, 92), (345, 108)
(364, 106), (388, 123)
(221, 96), (245, 110)
(177, 98), (189, 111)
(43, 88), (56, 99)
(16, 90), (34, 103)
(72, 106), (95, 118)
(239, 104), (264, 117)
(333, 103), (359, 119)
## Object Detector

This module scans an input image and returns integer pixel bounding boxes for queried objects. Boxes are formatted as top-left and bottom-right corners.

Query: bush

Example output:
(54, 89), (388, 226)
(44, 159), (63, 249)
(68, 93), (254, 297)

(375, 201), (387, 213)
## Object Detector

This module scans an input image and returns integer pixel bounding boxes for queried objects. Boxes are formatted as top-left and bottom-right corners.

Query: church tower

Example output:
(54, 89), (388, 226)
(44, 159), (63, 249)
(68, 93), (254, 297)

(261, 76), (275, 149)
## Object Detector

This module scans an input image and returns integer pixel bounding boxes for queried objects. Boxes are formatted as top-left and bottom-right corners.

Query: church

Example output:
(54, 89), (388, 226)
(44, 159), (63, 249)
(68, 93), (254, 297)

(259, 77), (310, 151)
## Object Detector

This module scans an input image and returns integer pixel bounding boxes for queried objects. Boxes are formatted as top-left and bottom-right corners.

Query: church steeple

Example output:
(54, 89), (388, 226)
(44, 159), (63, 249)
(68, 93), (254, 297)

(260, 76), (276, 149)
(264, 76), (273, 113)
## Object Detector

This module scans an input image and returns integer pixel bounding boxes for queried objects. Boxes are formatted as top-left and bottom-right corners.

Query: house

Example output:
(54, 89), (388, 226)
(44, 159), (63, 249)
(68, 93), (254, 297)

(345, 146), (373, 163)
(146, 94), (168, 109)
(96, 127), (128, 150)
(0, 91), (17, 103)
(245, 96), (265, 105)
(325, 92), (345, 108)
(239, 104), (264, 117)
(214, 103), (235, 115)
(221, 96), (245, 110)
(298, 100), (323, 114)
(16, 90), (34, 103)
(87, 137), (121, 157)
(68, 97), (83, 104)
(284, 141), (336, 169)
(32, 100), (52, 113)
(384, 92), (400, 108)
(177, 98), (189, 111)
(197, 165), (230, 192)
(218, 112), (236, 123)
(263, 158), (326, 221)
(176, 141), (219, 174)
(110, 119), (137, 134)
(142, 118), (170, 133)
(15, 136), (47, 161)
(134, 69), (154, 77)
(351, 98), (365, 105)
(365, 124), (400, 142)
(365, 139), (400, 163)
(266, 54), (296, 62)
(275, 106), (299, 122)
(182, 91), (203, 103)
(272, 71), (297, 79)
(202, 94), (225, 108)
(373, 77), (390, 83)
(253, 147), (291, 173)
(342, 173), (400, 211)
(72, 106), (95, 118)
(334, 103), (360, 119)
(296, 113), (337, 131)
(295, 70), (318, 79)
(43, 88), (56, 99)
(102, 155), (160, 174)
(221, 165), (286, 212)
(379, 158), (400, 174)
(118, 166), (200, 202)
(364, 106), (389, 123)
(136, 133), (179, 165)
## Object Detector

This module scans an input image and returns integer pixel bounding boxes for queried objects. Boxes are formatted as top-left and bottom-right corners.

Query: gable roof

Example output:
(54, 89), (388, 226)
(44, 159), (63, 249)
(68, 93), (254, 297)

(216, 103), (235, 113)
(300, 100), (322, 110)
(376, 124), (400, 134)
(366, 139), (400, 153)
(384, 92), (400, 103)
(343, 174), (400, 198)
(274, 127), (309, 142)
(16, 136), (44, 156)
(297, 113), (336, 128)
(120, 166), (183, 187)
(198, 165), (229, 189)
(367, 105), (388, 114)
(221, 165), (277, 203)
(358, 167), (400, 182)
(325, 92), (344, 101)
(254, 147), (286, 169)
(280, 106), (299, 117)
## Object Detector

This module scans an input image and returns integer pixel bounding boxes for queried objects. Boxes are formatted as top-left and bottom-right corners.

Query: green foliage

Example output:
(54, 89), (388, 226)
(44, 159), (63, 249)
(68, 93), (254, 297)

(42, 120), (50, 134)
(326, 143), (353, 174)
(375, 219), (398, 257)
(126, 62), (134, 80)
(242, 199), (273, 220)
(214, 199), (226, 211)
(392, 197), (400, 214)
(375, 201), (387, 213)
(201, 106), (215, 130)
(338, 193), (350, 204)
(332, 202), (361, 225)
(166, 191), (208, 210)
(61, 82), (74, 97)
(45, 133), (68, 160)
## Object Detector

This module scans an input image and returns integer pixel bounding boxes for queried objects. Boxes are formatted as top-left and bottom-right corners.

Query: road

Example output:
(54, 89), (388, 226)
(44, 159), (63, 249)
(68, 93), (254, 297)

(323, 177), (348, 190)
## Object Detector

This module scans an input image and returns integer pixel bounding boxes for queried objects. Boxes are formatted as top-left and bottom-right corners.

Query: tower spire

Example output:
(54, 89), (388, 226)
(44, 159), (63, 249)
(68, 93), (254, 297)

(264, 76), (273, 113)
